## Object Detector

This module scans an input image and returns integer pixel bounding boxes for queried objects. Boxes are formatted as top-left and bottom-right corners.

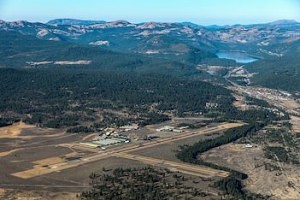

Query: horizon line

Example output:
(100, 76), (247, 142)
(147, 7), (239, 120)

(0, 18), (299, 27)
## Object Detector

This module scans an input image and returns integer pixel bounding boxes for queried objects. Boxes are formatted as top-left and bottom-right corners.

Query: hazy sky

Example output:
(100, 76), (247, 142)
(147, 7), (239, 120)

(0, 0), (299, 25)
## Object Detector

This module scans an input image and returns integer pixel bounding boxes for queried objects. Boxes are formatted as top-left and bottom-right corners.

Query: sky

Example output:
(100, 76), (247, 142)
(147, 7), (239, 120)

(0, 0), (299, 25)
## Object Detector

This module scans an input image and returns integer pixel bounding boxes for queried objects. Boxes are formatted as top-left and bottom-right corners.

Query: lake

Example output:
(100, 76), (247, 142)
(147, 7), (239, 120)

(216, 51), (258, 63)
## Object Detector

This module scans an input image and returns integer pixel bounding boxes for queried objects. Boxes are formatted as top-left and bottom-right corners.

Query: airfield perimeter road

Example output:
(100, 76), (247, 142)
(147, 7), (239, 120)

(115, 152), (229, 178)
(12, 123), (242, 179)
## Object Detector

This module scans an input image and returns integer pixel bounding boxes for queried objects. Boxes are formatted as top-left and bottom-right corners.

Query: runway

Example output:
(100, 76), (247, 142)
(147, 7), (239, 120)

(12, 122), (242, 179)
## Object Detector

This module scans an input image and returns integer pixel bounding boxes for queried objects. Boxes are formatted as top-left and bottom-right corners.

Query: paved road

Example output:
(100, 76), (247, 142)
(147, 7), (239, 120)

(116, 152), (229, 178)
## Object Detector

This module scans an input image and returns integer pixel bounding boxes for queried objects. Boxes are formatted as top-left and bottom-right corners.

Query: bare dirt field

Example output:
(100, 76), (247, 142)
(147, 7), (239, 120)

(232, 94), (248, 111)
(0, 157), (146, 198)
(200, 143), (300, 199)
(290, 116), (300, 133)
(0, 189), (77, 200)
(1, 157), (139, 198)
(282, 100), (300, 111)
(0, 122), (34, 138)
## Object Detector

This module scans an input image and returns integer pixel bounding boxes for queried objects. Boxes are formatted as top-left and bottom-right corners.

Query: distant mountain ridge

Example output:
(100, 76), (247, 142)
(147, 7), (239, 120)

(46, 18), (300, 27)
(0, 18), (299, 66)
(267, 19), (299, 25)
(47, 18), (106, 25)
(0, 18), (300, 92)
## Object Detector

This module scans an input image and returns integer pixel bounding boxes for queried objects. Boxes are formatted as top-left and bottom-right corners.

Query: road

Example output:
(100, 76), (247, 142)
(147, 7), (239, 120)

(115, 152), (229, 178)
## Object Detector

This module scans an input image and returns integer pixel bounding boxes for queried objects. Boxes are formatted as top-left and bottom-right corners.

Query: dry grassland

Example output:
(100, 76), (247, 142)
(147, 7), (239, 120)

(0, 122), (33, 138)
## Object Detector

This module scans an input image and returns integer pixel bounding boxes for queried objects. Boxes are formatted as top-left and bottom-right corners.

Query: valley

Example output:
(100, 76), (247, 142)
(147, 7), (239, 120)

(0, 16), (299, 200)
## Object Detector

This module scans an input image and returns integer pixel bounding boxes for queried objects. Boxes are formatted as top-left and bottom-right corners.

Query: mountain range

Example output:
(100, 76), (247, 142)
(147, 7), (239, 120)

(0, 18), (299, 91)
(1, 19), (299, 56)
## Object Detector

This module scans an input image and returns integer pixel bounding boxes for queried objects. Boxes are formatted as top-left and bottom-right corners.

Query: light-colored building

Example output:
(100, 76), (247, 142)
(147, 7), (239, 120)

(119, 124), (139, 131)
(80, 137), (129, 148)
(156, 126), (175, 132)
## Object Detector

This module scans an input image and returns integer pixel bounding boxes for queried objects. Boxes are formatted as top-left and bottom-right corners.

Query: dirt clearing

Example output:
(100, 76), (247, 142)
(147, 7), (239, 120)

(200, 143), (300, 199)
(290, 115), (300, 133)
(0, 122), (34, 138)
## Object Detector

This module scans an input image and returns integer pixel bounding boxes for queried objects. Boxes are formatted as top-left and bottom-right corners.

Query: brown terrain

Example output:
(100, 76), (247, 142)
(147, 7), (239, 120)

(0, 119), (242, 199)
(200, 142), (300, 199)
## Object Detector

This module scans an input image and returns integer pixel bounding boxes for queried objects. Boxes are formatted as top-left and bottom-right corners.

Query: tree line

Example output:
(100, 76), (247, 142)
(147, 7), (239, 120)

(0, 68), (234, 129)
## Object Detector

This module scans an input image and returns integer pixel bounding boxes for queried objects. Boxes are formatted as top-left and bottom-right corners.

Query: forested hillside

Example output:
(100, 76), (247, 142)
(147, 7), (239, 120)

(0, 31), (209, 78)
(0, 68), (233, 130)
(246, 40), (300, 92)
(0, 31), (137, 69)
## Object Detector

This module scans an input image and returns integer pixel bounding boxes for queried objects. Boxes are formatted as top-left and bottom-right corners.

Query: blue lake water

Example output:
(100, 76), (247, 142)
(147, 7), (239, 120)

(216, 51), (258, 63)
